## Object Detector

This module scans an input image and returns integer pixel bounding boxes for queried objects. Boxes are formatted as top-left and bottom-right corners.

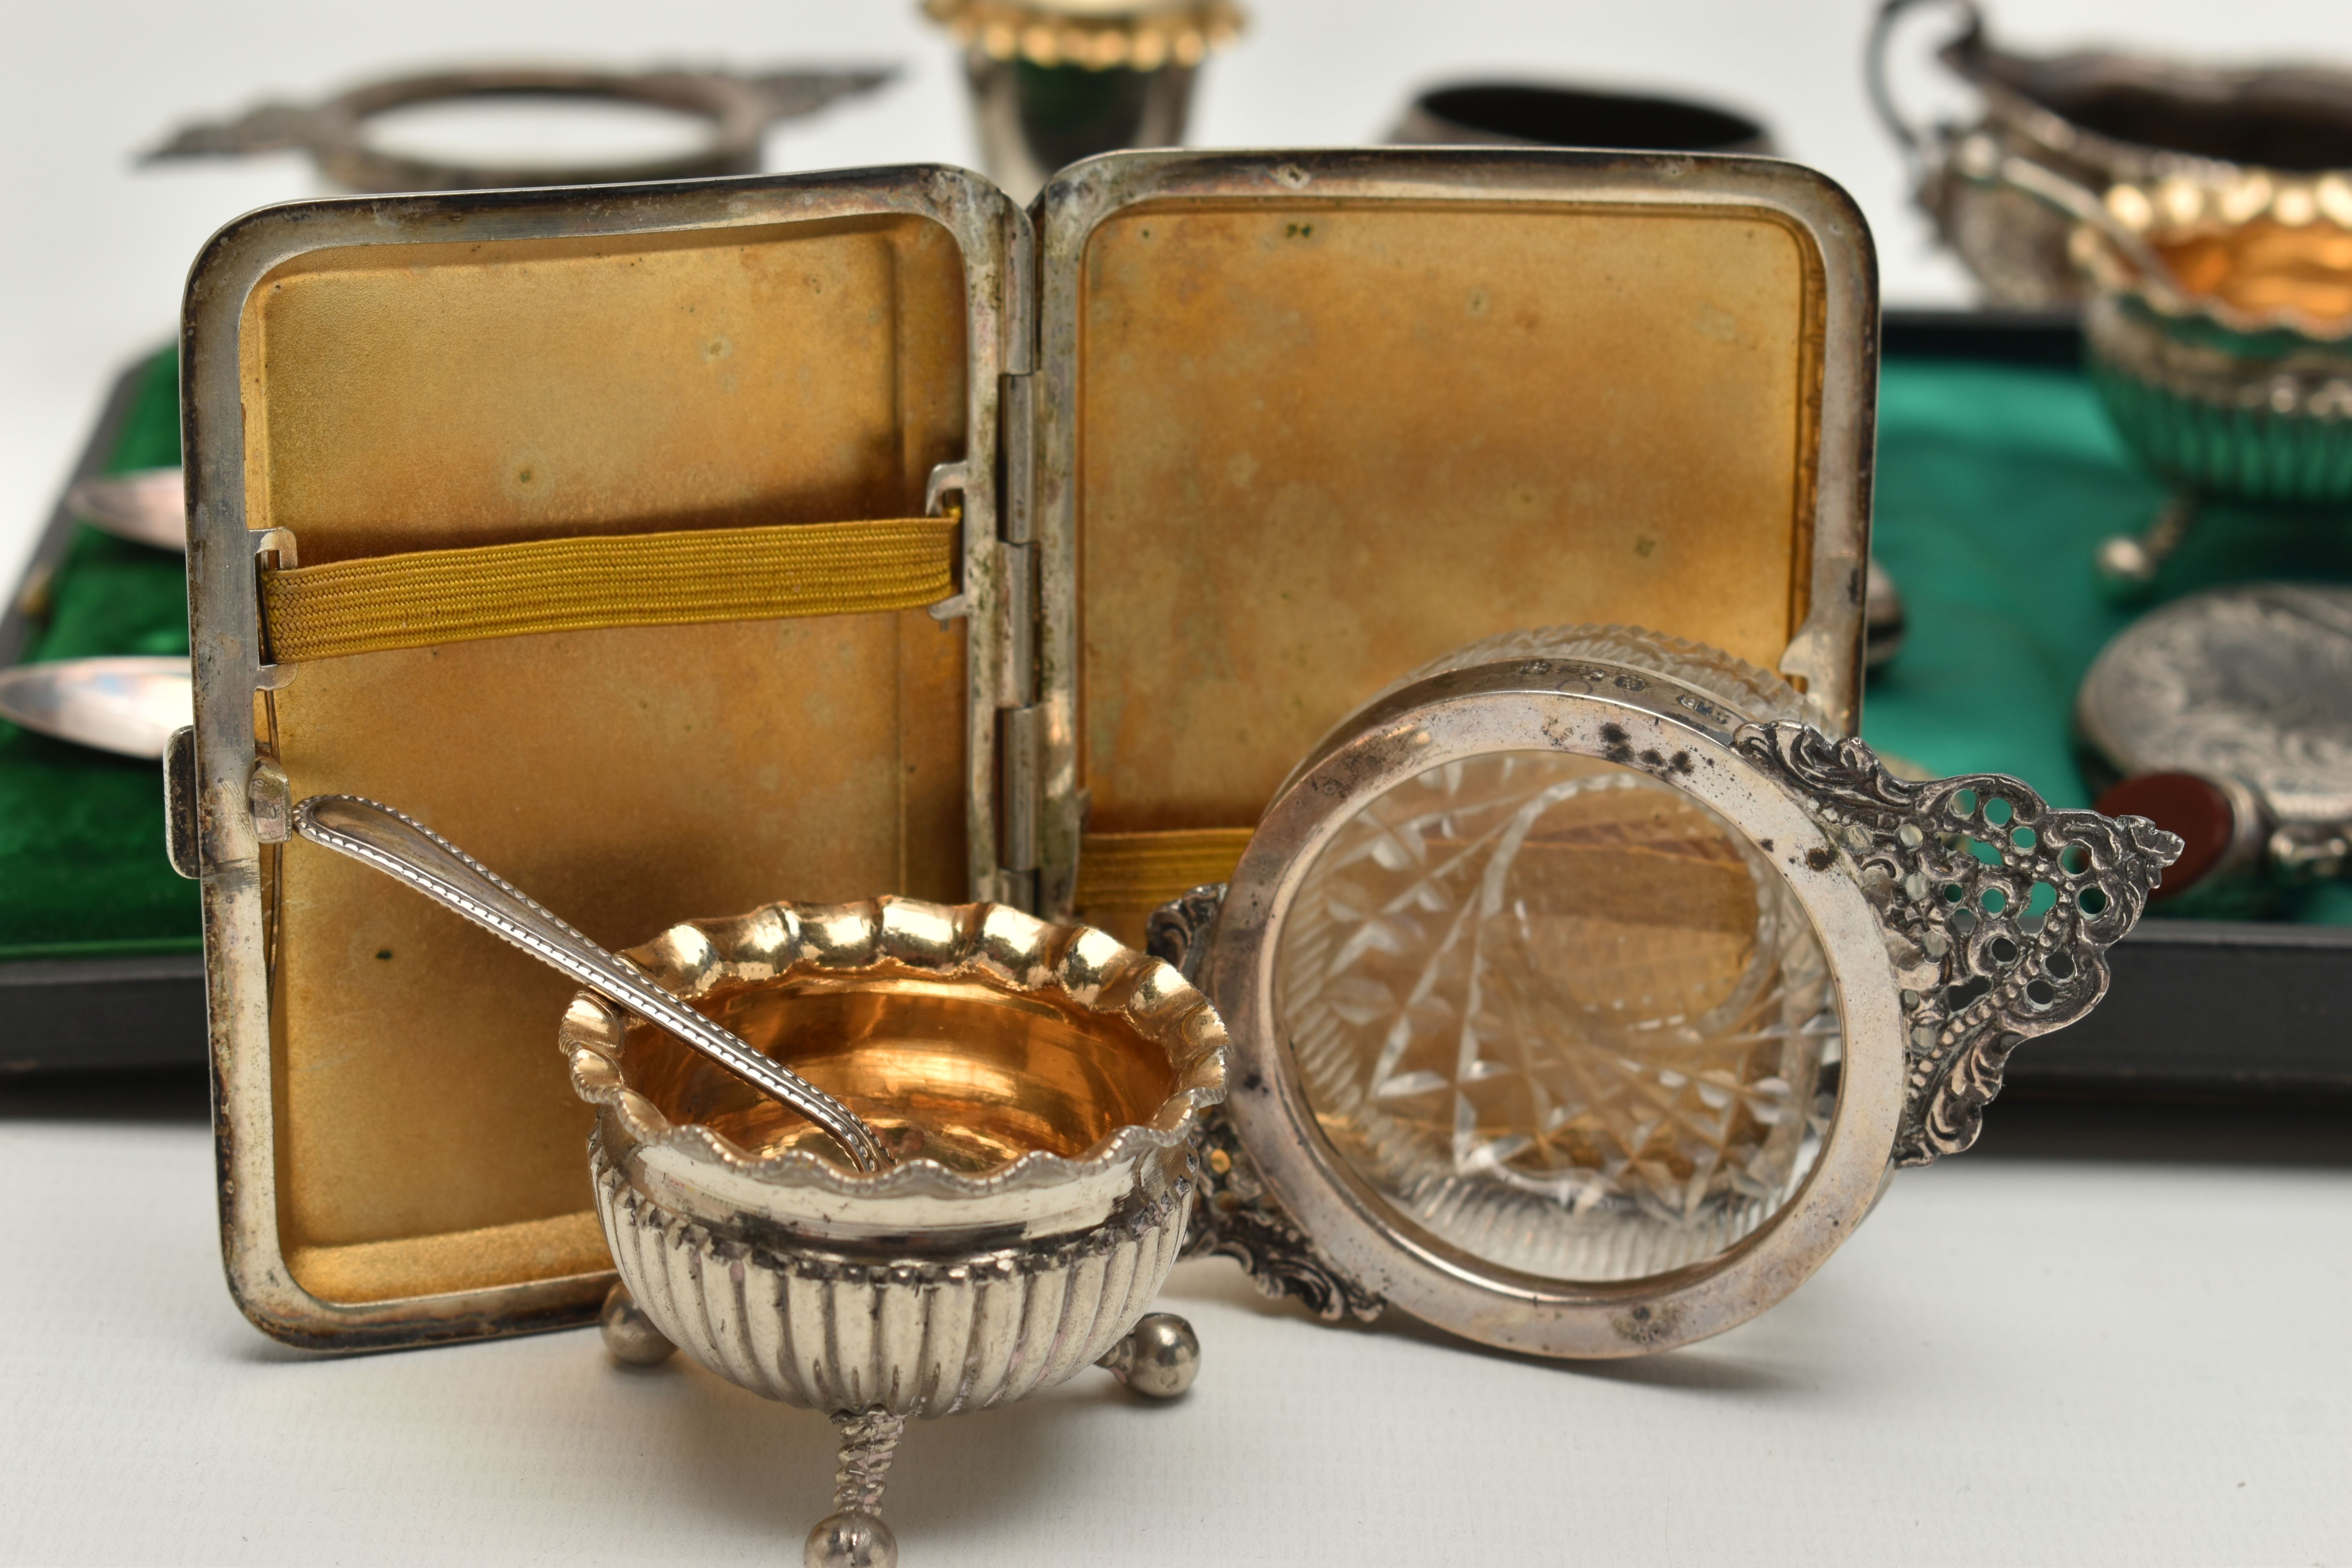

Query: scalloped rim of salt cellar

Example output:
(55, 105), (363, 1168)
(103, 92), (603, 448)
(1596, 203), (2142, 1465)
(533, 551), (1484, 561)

(2074, 174), (2352, 345)
(563, 896), (1227, 1241)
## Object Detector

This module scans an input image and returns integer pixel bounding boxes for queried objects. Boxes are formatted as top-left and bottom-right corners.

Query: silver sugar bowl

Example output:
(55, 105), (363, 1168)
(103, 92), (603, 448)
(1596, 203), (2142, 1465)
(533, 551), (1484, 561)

(561, 896), (1227, 1566)
(1871, 0), (2352, 308)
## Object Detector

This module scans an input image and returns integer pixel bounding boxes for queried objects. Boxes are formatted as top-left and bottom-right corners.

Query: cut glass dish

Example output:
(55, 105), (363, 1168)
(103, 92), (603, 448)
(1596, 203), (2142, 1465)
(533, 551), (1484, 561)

(1273, 630), (1842, 1281)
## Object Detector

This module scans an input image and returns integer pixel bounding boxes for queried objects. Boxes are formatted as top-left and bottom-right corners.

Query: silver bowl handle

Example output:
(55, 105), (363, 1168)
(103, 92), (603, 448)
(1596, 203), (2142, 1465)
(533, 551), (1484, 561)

(1949, 133), (2190, 304)
(1866, 0), (1984, 172)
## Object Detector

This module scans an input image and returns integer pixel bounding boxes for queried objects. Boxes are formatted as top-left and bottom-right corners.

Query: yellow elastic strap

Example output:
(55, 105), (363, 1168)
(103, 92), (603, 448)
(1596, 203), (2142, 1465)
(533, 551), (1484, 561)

(1074, 828), (1254, 914)
(260, 516), (958, 663)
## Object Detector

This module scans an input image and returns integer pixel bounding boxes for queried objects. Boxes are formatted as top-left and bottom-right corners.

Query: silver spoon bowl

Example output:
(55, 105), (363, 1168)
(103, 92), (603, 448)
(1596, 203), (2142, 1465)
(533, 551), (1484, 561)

(0, 655), (191, 757)
(65, 468), (186, 552)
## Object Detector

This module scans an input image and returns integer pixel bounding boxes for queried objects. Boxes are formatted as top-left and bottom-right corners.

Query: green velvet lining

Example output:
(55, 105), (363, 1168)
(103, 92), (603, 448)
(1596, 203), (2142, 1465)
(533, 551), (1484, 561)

(2, 346), (2343, 964)
(1862, 359), (2352, 924)
(0, 348), (199, 960)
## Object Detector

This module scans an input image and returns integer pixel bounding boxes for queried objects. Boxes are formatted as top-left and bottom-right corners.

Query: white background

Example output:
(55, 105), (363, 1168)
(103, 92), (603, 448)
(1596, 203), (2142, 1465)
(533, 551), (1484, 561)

(2, 0), (2349, 580)
(3, 1112), (2348, 1564)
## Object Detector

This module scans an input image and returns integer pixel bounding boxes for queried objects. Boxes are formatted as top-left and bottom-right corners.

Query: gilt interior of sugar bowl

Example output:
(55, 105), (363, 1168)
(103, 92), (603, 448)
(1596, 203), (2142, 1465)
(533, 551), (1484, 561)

(564, 897), (1225, 1209)
(608, 949), (1187, 1175)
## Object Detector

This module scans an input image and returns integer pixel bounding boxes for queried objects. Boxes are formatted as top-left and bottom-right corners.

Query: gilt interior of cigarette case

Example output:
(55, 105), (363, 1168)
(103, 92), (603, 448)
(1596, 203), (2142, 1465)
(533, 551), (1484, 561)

(240, 210), (976, 1311)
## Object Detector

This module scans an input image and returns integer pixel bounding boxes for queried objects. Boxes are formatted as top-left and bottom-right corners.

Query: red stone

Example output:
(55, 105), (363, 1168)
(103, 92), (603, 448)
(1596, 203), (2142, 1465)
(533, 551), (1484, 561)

(2096, 772), (2236, 900)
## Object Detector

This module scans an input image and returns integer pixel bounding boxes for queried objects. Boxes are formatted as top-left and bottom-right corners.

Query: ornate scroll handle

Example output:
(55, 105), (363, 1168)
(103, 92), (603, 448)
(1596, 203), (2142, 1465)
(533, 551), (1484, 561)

(1148, 884), (1386, 1325)
(1734, 722), (2183, 1166)
(1145, 883), (1227, 986)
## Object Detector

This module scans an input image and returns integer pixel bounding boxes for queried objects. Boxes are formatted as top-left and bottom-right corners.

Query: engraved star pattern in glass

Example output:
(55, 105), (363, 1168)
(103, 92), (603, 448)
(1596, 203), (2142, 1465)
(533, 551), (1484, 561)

(1275, 736), (1844, 1283)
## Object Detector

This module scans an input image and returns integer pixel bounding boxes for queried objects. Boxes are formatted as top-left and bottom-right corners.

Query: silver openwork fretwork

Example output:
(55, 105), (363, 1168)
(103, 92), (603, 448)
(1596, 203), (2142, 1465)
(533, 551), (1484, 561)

(1733, 722), (2179, 1165)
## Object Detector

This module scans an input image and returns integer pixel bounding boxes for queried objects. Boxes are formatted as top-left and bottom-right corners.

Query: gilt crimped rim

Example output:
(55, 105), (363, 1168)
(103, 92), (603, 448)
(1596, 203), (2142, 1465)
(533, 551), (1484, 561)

(2075, 174), (2352, 345)
(561, 895), (1228, 1201)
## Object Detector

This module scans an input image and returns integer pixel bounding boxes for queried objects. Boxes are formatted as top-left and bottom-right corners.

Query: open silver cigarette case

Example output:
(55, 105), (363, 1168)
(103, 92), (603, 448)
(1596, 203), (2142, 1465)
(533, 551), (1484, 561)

(173, 146), (2176, 1556)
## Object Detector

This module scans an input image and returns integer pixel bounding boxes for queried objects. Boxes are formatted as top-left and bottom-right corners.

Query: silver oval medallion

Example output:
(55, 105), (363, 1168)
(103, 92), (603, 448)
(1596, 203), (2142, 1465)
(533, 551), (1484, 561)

(2078, 584), (2352, 826)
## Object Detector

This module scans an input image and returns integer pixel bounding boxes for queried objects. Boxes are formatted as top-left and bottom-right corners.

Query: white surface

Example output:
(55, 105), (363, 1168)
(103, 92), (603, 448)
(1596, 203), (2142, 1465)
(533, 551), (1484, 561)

(3, 1119), (2348, 1564)
(5, 0), (2352, 588)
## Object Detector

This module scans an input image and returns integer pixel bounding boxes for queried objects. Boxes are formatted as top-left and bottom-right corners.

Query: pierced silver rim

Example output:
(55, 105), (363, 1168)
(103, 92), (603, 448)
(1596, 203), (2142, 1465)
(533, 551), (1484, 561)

(1205, 656), (1907, 1358)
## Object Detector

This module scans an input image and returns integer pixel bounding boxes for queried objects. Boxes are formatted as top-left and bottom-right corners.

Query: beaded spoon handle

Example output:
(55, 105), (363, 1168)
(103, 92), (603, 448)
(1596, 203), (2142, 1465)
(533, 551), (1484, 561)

(292, 793), (889, 1173)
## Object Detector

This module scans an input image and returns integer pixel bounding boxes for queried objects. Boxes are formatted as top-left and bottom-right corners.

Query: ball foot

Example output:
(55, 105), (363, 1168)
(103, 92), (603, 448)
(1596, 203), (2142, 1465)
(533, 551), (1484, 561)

(807, 1409), (905, 1567)
(598, 1282), (676, 1366)
(2094, 534), (2161, 595)
(805, 1509), (897, 1568)
(2096, 490), (2196, 601)
(1864, 555), (1906, 671)
(1097, 1311), (1201, 1399)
